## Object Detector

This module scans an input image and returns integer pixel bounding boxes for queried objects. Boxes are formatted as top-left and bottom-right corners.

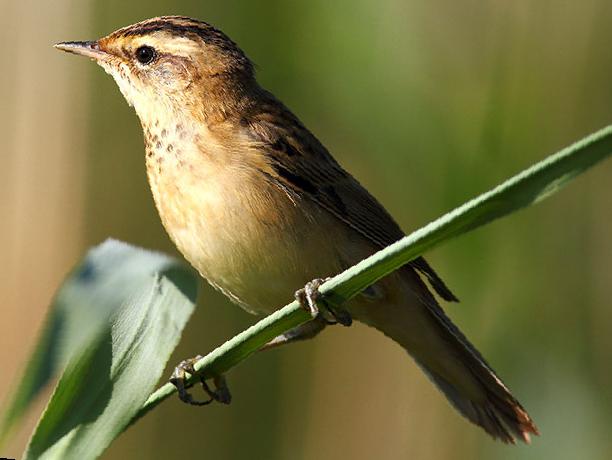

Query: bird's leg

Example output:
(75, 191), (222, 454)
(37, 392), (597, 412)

(260, 315), (328, 351)
(170, 355), (231, 406)
(295, 277), (352, 326)
(261, 278), (352, 351)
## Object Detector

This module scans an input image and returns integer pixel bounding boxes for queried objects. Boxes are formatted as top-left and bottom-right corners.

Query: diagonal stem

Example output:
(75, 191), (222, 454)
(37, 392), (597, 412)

(129, 125), (612, 427)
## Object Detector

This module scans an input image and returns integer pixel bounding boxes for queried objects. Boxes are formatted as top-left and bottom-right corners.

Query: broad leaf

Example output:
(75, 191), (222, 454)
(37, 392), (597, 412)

(0, 240), (197, 460)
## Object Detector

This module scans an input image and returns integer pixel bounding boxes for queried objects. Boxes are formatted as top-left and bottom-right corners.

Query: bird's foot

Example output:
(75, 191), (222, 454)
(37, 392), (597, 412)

(170, 355), (231, 406)
(294, 277), (352, 327)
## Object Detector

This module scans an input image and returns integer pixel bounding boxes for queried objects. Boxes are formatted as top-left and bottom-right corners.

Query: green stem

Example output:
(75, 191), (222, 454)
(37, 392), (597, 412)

(130, 125), (612, 426)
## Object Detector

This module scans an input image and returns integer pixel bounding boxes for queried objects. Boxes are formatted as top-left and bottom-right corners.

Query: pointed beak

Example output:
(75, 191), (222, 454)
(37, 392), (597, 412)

(54, 41), (109, 61)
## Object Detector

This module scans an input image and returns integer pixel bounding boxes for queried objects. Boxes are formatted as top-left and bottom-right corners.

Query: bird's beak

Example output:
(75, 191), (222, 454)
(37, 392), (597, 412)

(54, 41), (109, 61)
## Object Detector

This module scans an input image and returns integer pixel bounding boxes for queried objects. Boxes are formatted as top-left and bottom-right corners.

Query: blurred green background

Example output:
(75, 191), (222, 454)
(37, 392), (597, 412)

(1, 0), (611, 459)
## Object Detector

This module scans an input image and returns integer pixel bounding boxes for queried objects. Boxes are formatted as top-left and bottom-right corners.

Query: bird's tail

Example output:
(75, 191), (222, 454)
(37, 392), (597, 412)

(353, 270), (539, 444)
(414, 356), (537, 443)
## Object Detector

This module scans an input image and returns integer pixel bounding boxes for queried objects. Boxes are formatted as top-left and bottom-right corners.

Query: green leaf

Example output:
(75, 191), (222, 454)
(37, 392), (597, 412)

(0, 240), (198, 460)
(133, 125), (612, 422)
(5, 125), (610, 456)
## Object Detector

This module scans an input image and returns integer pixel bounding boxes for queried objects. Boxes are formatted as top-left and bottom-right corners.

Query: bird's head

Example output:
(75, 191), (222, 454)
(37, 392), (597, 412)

(55, 16), (256, 122)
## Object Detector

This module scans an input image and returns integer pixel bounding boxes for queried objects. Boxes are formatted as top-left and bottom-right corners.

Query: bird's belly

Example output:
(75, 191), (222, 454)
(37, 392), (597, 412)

(148, 165), (343, 315)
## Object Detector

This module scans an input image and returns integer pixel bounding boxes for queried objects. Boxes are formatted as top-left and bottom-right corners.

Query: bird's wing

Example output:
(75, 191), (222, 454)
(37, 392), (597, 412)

(243, 95), (458, 302)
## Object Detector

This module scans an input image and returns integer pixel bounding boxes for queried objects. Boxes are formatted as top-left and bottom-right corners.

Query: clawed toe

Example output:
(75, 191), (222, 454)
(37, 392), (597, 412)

(170, 356), (231, 406)
(294, 277), (352, 327)
(294, 278), (324, 317)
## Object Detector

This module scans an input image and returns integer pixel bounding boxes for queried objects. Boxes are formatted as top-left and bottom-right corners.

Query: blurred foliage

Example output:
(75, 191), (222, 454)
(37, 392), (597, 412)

(2, 0), (611, 459)
(15, 241), (197, 460)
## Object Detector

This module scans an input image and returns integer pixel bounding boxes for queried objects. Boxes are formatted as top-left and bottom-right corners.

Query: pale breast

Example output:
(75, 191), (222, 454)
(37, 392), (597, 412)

(142, 119), (343, 314)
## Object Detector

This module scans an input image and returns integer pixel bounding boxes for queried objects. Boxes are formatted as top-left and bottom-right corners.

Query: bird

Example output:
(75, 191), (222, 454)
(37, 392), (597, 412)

(55, 16), (538, 443)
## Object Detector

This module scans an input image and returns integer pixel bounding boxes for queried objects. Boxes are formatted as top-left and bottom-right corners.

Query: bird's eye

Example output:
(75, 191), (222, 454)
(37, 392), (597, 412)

(135, 45), (156, 65)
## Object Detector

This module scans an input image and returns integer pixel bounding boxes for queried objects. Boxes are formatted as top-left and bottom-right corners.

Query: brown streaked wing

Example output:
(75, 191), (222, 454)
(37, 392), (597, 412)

(244, 92), (458, 302)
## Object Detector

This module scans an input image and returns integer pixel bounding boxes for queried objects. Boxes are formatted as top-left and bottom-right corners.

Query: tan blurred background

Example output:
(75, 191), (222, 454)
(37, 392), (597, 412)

(1, 0), (611, 459)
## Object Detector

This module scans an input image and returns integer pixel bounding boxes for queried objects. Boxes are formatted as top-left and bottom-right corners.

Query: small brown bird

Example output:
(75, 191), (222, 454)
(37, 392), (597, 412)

(56, 16), (538, 443)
